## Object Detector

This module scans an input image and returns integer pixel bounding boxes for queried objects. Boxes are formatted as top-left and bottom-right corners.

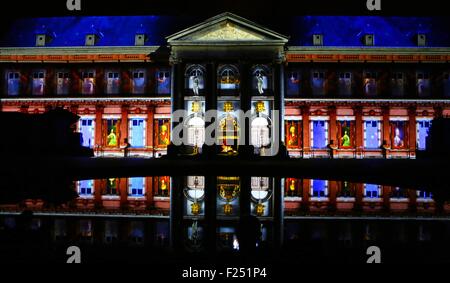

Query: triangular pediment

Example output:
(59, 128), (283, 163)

(167, 12), (288, 44)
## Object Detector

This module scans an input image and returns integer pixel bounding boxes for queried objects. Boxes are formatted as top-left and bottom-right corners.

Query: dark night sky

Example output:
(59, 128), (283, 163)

(0, 0), (449, 18)
(0, 0), (448, 41)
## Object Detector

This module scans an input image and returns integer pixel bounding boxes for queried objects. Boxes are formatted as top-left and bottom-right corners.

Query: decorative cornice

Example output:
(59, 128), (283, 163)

(1, 97), (171, 107)
(285, 98), (450, 108)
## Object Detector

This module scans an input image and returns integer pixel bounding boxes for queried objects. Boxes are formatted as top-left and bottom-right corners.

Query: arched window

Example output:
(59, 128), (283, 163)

(185, 65), (205, 95)
(217, 64), (240, 91)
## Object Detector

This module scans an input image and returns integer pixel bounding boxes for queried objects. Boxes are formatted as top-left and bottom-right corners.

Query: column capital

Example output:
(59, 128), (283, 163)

(433, 105), (443, 118)
(381, 105), (390, 115)
(274, 50), (286, 64)
(407, 105), (417, 116)
(95, 104), (105, 112)
(169, 53), (181, 65)
(352, 105), (363, 114)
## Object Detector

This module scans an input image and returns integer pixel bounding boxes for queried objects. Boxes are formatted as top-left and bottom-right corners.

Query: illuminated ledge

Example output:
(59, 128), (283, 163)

(1, 97), (171, 104)
(286, 47), (450, 63)
(0, 46), (158, 62)
(285, 98), (450, 106)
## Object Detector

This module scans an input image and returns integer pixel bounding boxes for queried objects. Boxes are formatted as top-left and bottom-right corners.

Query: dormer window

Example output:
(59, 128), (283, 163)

(364, 34), (375, 46)
(85, 34), (99, 46)
(135, 34), (147, 46)
(313, 34), (323, 46)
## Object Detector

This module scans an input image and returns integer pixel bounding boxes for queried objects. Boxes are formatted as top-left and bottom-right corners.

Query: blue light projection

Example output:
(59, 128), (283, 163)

(1, 15), (449, 47)
(0, 15), (194, 47)
(289, 16), (450, 47)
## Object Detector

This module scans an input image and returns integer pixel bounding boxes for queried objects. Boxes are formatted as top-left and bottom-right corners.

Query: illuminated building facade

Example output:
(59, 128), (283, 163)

(1, 13), (450, 158)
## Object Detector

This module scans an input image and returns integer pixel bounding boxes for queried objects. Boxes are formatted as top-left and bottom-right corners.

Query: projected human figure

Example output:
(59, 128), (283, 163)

(393, 127), (404, 147)
(192, 75), (200, 95)
(256, 73), (264, 94)
(107, 129), (117, 146)
(341, 130), (351, 147)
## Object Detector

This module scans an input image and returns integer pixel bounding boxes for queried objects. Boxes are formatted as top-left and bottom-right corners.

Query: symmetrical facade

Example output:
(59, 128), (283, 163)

(1, 13), (450, 158)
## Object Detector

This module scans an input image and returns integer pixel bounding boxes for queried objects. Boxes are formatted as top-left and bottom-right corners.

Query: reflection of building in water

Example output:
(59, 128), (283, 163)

(2, 13), (449, 159)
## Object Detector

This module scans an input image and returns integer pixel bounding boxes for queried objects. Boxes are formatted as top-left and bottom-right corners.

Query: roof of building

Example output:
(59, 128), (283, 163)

(0, 14), (449, 48)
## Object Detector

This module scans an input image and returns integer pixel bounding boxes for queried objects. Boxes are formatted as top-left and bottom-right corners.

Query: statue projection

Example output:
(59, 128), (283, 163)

(218, 102), (239, 154)
(256, 73), (264, 94)
(391, 121), (406, 149)
(251, 101), (271, 151)
(286, 121), (301, 148)
(192, 75), (200, 96)
(155, 119), (170, 147)
(338, 121), (353, 148)
(106, 119), (119, 147)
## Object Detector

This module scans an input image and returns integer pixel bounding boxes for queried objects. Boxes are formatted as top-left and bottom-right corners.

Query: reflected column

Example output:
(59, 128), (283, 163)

(170, 176), (184, 252)
(204, 175), (217, 253)
(273, 177), (283, 251)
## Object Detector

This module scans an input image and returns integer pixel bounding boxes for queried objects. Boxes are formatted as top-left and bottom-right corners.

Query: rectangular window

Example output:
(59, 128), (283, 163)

(157, 71), (171, 94)
(285, 178), (302, 198)
(105, 119), (120, 147)
(364, 120), (381, 149)
(364, 184), (381, 199)
(417, 120), (432, 150)
(338, 72), (352, 96)
(106, 72), (120, 94)
(81, 71), (95, 95)
(104, 178), (119, 196)
(390, 121), (408, 149)
(311, 179), (327, 198)
(311, 120), (328, 149)
(129, 118), (146, 148)
(154, 119), (170, 148)
(311, 71), (325, 96)
(132, 70), (146, 94)
(364, 72), (378, 96)
(128, 177), (145, 197)
(417, 72), (430, 97)
(155, 176), (170, 197)
(7, 72), (20, 96)
(32, 71), (45, 95)
(286, 71), (300, 96)
(56, 72), (70, 95)
(79, 118), (95, 148)
(391, 72), (404, 97)
(285, 120), (302, 149)
(78, 180), (94, 196)
(338, 120), (354, 148)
